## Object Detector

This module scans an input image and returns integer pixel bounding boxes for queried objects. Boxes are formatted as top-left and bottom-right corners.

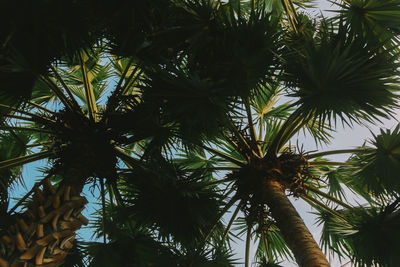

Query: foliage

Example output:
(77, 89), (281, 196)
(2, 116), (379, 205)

(283, 21), (399, 124)
(0, 0), (400, 266)
(316, 198), (400, 266)
(119, 161), (225, 247)
(350, 124), (400, 196)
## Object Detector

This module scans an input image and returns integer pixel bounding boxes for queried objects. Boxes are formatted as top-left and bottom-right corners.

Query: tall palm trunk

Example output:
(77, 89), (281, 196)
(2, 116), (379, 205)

(263, 179), (330, 267)
(0, 172), (88, 267)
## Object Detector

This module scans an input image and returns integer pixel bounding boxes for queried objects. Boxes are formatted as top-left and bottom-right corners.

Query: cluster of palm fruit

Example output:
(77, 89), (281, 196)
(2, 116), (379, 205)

(236, 151), (310, 198)
(0, 179), (87, 267)
(277, 151), (311, 196)
(234, 150), (311, 225)
(236, 149), (316, 231)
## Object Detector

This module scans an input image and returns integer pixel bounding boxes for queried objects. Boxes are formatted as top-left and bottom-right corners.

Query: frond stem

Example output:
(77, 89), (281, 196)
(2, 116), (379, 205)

(78, 51), (98, 121)
(220, 201), (241, 249)
(281, 0), (298, 33)
(122, 69), (143, 95)
(38, 74), (75, 111)
(245, 224), (252, 267)
(244, 98), (263, 157)
(200, 144), (247, 167)
(0, 150), (53, 170)
(0, 103), (51, 121)
(303, 184), (354, 210)
(105, 58), (134, 112)
(8, 175), (51, 214)
(261, 232), (270, 262)
(310, 161), (352, 166)
(107, 181), (115, 209)
(301, 194), (348, 221)
(225, 115), (252, 154)
(3, 114), (54, 124)
(0, 126), (55, 135)
(115, 57), (134, 96)
(114, 147), (145, 168)
(306, 148), (366, 159)
(100, 178), (107, 243)
(26, 141), (53, 148)
(27, 101), (55, 115)
(50, 65), (81, 111)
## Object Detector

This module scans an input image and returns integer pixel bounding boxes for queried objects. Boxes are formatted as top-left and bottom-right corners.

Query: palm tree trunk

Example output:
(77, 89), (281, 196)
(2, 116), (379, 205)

(0, 171), (88, 267)
(263, 179), (330, 267)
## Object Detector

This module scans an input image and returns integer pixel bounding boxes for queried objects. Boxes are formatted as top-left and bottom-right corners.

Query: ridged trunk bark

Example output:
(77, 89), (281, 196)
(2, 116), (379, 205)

(0, 173), (88, 267)
(263, 179), (330, 267)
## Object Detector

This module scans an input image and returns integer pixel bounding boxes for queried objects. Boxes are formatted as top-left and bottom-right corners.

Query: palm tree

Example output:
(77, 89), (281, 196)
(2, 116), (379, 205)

(0, 44), (231, 266)
(0, 49), (121, 266)
(0, 0), (399, 267)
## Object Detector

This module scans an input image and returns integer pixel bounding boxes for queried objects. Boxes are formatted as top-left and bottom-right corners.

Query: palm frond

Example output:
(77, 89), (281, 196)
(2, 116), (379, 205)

(0, 131), (31, 213)
(140, 66), (236, 142)
(348, 124), (400, 196)
(119, 160), (225, 247)
(86, 235), (176, 267)
(322, 167), (348, 201)
(315, 199), (400, 266)
(61, 51), (112, 106)
(106, 102), (178, 160)
(174, 148), (224, 181)
(0, 0), (97, 73)
(251, 83), (292, 123)
(0, 60), (35, 108)
(282, 21), (400, 125)
(335, 0), (400, 46)
(184, 1), (282, 99)
(61, 239), (87, 267)
(30, 77), (60, 106)
(254, 222), (294, 263)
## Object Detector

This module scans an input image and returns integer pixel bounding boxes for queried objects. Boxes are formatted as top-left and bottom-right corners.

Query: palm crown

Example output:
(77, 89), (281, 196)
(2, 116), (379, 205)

(0, 0), (400, 267)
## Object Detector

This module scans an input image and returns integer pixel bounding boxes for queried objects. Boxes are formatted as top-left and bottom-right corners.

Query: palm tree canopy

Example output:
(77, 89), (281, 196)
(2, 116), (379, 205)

(0, 1), (400, 267)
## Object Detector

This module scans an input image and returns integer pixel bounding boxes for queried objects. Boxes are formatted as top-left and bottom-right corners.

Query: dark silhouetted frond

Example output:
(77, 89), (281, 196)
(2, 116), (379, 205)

(316, 199), (400, 266)
(283, 22), (400, 125)
(120, 160), (224, 247)
(348, 124), (400, 196)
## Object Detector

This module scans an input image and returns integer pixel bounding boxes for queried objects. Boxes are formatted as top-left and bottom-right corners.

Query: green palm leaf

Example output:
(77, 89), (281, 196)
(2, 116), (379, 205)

(283, 21), (400, 125)
(254, 222), (294, 263)
(86, 235), (176, 267)
(119, 160), (224, 247)
(336, 0), (400, 45)
(0, 131), (31, 213)
(316, 199), (400, 266)
(141, 66), (235, 141)
(185, 1), (282, 98)
(350, 124), (400, 196)
(251, 83), (292, 123)
(61, 240), (87, 267)
(0, 60), (35, 108)
(30, 77), (59, 106)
